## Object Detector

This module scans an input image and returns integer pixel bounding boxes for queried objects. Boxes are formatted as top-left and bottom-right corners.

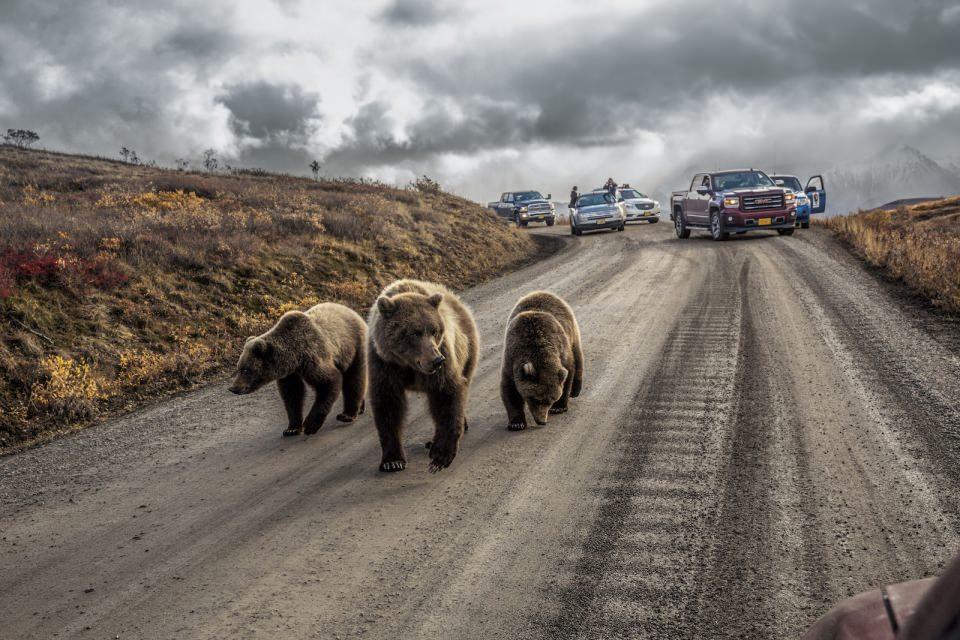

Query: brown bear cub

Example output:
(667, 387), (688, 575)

(367, 279), (479, 473)
(501, 291), (583, 430)
(229, 302), (367, 437)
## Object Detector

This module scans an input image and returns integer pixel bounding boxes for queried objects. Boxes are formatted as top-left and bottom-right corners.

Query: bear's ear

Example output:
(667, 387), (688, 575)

(251, 338), (272, 358)
(521, 362), (536, 378)
(377, 296), (397, 317)
(427, 293), (443, 308)
(244, 335), (257, 345)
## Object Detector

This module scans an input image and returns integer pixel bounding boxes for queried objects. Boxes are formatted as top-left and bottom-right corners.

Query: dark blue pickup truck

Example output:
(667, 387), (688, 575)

(488, 191), (556, 227)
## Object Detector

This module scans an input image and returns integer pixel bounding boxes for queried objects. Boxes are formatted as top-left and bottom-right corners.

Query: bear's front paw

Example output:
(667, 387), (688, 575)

(379, 459), (406, 472)
(507, 421), (527, 431)
(335, 413), (356, 423)
(283, 425), (303, 437)
(428, 442), (457, 473)
(549, 405), (568, 415)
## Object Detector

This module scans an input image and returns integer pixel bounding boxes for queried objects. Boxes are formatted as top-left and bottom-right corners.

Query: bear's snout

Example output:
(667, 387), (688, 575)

(430, 355), (445, 372)
(529, 404), (550, 425)
(228, 382), (249, 395)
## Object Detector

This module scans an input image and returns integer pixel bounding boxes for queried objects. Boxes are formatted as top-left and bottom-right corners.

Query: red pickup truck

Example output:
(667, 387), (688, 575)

(670, 169), (797, 240)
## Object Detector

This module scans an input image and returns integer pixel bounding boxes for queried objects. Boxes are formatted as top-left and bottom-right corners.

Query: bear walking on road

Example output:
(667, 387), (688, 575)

(229, 302), (367, 437)
(367, 279), (479, 473)
(501, 291), (583, 430)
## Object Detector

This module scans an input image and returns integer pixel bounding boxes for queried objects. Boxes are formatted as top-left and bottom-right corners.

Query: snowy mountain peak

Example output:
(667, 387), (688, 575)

(828, 145), (960, 214)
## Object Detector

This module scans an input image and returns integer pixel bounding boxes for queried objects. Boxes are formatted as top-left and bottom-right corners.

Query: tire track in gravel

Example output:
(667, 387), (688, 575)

(540, 248), (745, 639)
(692, 254), (832, 640)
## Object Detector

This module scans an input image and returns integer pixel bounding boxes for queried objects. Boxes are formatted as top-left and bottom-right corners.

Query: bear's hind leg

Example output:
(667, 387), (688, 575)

(337, 352), (367, 423)
(571, 340), (584, 398)
(551, 367), (575, 415)
(278, 375), (306, 437)
(302, 374), (342, 436)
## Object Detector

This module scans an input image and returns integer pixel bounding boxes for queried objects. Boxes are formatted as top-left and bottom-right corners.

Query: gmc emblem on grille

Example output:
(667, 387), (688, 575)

(755, 197), (776, 205)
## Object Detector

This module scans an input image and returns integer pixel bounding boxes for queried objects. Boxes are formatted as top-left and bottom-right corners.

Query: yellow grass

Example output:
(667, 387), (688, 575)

(817, 196), (960, 312)
(0, 146), (535, 449)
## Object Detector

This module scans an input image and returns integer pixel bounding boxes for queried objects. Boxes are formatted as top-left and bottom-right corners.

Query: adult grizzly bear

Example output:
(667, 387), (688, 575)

(367, 279), (479, 473)
(229, 302), (367, 437)
(501, 291), (583, 430)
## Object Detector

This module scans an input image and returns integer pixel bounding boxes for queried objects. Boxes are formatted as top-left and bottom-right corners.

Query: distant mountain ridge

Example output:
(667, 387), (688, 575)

(827, 145), (960, 215)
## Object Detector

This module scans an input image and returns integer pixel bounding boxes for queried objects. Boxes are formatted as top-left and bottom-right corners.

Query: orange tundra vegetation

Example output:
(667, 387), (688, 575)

(818, 196), (960, 312)
(0, 146), (536, 449)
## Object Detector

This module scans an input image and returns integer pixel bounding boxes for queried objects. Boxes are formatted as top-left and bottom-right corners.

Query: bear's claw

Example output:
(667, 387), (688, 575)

(428, 442), (456, 472)
(335, 413), (356, 423)
(379, 460), (406, 472)
(283, 427), (302, 437)
(507, 422), (527, 431)
(549, 406), (568, 415)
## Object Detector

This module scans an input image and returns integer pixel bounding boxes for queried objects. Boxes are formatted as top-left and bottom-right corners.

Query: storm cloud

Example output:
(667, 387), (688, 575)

(377, 0), (459, 26)
(1, 0), (958, 204)
(217, 81), (320, 141)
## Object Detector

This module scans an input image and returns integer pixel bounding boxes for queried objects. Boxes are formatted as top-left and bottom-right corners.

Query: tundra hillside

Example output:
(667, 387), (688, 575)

(0, 146), (534, 450)
(819, 196), (960, 313)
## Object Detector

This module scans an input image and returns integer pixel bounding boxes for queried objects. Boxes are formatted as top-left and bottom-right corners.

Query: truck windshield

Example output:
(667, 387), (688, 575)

(514, 191), (543, 201)
(712, 172), (775, 190)
(576, 193), (613, 207)
(772, 177), (803, 192)
(620, 189), (648, 199)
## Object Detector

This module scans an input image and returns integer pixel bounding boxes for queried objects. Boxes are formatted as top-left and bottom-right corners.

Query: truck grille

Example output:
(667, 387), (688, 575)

(527, 202), (551, 213)
(742, 194), (785, 211)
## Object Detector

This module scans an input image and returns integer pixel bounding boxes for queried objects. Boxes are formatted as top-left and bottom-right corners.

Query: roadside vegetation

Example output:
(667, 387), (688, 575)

(819, 196), (960, 312)
(0, 146), (534, 450)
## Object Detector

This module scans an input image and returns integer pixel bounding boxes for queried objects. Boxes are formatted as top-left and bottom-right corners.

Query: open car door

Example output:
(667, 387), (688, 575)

(806, 175), (827, 214)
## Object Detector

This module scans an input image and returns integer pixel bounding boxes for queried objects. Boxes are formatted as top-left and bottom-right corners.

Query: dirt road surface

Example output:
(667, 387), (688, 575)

(3, 222), (959, 639)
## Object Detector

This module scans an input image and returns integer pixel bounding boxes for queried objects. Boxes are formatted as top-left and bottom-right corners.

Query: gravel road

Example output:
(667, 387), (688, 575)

(2, 222), (959, 639)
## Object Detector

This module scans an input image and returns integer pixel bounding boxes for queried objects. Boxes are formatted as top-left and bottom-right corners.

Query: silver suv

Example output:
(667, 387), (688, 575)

(570, 191), (627, 236)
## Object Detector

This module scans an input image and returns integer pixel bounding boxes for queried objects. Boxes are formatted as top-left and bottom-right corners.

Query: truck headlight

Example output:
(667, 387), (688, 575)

(723, 197), (740, 208)
(784, 192), (796, 204)
(519, 206), (528, 213)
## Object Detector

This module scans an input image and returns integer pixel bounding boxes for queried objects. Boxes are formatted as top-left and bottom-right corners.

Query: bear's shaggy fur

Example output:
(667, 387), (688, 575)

(500, 291), (583, 430)
(229, 302), (367, 437)
(367, 279), (479, 472)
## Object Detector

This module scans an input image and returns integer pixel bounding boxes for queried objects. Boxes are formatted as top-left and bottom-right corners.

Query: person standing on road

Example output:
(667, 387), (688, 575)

(569, 186), (578, 209)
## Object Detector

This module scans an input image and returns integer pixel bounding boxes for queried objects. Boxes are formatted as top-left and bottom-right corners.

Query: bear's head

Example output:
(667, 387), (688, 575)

(229, 337), (281, 394)
(515, 359), (568, 425)
(374, 292), (446, 375)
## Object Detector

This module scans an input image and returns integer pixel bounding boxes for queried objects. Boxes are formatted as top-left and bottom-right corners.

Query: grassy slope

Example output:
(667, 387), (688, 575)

(818, 196), (960, 312)
(0, 146), (535, 450)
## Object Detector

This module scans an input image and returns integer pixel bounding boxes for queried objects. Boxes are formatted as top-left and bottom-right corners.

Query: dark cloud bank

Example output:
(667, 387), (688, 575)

(1, 0), (959, 206)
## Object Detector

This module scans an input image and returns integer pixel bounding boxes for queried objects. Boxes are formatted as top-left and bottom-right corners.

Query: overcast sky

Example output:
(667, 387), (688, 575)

(2, 0), (959, 201)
